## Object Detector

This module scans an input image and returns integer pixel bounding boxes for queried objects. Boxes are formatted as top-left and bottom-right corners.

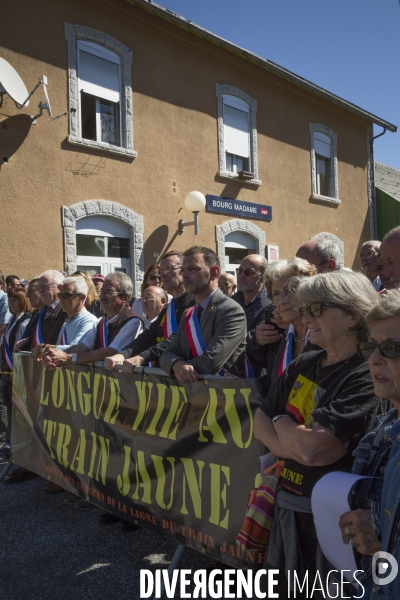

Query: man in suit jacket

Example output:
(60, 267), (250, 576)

(160, 246), (246, 383)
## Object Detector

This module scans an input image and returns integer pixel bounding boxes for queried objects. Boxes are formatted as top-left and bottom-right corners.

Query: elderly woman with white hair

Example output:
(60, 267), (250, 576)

(32, 276), (98, 359)
(254, 270), (385, 597)
(247, 257), (317, 380)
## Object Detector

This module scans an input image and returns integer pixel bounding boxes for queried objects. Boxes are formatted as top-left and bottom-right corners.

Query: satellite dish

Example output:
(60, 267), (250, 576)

(0, 57), (29, 107)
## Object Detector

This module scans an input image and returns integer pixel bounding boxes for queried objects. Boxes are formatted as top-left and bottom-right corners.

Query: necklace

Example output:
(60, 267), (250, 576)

(294, 335), (306, 343)
(316, 354), (352, 387)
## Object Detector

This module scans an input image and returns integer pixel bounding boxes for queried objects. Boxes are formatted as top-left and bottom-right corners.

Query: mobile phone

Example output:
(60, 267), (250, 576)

(264, 308), (278, 328)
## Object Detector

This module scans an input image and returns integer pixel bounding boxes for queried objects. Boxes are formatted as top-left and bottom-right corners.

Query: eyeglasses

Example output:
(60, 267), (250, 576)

(357, 341), (400, 360)
(159, 266), (182, 275)
(38, 284), (56, 291)
(272, 285), (298, 300)
(360, 250), (378, 260)
(298, 302), (343, 319)
(100, 289), (121, 297)
(219, 281), (232, 287)
(236, 268), (263, 277)
(57, 292), (80, 300)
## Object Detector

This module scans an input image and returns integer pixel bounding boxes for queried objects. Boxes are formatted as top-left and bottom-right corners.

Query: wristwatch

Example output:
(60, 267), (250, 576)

(272, 414), (289, 425)
(71, 353), (78, 366)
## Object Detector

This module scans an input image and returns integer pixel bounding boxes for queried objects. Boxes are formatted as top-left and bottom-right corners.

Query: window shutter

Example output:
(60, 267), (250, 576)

(314, 132), (331, 159)
(223, 105), (250, 158)
(78, 50), (120, 103)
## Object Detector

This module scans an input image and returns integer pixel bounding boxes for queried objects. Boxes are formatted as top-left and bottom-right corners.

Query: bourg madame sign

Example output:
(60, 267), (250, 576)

(11, 355), (266, 568)
(206, 195), (272, 222)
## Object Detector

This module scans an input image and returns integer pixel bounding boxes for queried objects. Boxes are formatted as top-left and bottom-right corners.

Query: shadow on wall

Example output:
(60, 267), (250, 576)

(143, 225), (170, 266)
(0, 114), (31, 168)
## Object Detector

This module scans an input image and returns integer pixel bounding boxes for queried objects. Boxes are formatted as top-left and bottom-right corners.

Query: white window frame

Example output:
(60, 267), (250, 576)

(64, 23), (137, 158)
(216, 84), (261, 186)
(309, 123), (340, 205)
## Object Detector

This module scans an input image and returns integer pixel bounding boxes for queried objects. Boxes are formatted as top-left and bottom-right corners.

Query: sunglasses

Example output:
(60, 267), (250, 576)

(236, 268), (263, 277)
(148, 274), (162, 281)
(219, 281), (232, 287)
(57, 292), (80, 300)
(357, 341), (400, 360)
(298, 302), (343, 319)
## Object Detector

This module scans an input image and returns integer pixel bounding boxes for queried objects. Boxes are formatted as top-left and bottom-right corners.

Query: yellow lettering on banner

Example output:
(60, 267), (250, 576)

(65, 369), (77, 412)
(77, 371), (92, 416)
(145, 384), (167, 435)
(116, 445), (132, 496)
(132, 450), (152, 504)
(198, 388), (227, 444)
(104, 376), (120, 424)
(51, 369), (65, 409)
(158, 386), (188, 440)
(223, 387), (253, 449)
(209, 463), (230, 529)
(132, 381), (153, 430)
(56, 423), (71, 467)
(43, 419), (57, 458)
(70, 429), (86, 474)
(87, 433), (110, 485)
(93, 372), (107, 420)
(40, 371), (50, 406)
(180, 458), (204, 519)
(152, 455), (176, 510)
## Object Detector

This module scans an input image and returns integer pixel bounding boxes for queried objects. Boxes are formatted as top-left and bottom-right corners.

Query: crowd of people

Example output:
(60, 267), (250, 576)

(1, 229), (400, 598)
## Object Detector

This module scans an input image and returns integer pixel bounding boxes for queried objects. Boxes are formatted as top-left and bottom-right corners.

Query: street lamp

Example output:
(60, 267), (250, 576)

(179, 191), (206, 235)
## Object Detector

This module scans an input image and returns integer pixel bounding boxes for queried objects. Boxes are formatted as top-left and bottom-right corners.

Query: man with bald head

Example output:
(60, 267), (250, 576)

(218, 273), (237, 297)
(360, 240), (382, 291)
(296, 238), (341, 272)
(232, 254), (274, 332)
(380, 226), (400, 288)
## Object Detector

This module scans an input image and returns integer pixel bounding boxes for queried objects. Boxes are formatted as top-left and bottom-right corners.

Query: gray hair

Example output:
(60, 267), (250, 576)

(39, 270), (64, 286)
(105, 272), (133, 301)
(296, 270), (378, 341)
(62, 276), (88, 299)
(366, 290), (400, 328)
(315, 239), (342, 270)
(264, 257), (317, 297)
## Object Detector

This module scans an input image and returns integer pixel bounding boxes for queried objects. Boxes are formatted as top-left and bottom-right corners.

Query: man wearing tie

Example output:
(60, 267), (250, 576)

(160, 246), (246, 383)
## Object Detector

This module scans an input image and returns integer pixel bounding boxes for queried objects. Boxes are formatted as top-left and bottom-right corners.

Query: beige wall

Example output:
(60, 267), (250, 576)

(0, 0), (371, 279)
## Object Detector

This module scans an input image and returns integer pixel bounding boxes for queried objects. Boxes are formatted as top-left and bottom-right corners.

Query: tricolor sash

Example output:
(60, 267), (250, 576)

(277, 325), (294, 377)
(32, 307), (46, 347)
(184, 306), (206, 358)
(59, 325), (68, 346)
(2, 316), (16, 371)
(162, 299), (177, 338)
(98, 317), (109, 348)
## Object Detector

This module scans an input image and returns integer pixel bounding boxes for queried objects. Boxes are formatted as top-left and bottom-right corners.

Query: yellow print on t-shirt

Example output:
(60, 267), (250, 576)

(286, 375), (325, 425)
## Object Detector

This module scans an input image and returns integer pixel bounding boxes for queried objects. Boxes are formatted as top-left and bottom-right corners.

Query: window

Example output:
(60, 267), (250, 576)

(309, 123), (340, 204)
(65, 23), (136, 157)
(216, 84), (261, 185)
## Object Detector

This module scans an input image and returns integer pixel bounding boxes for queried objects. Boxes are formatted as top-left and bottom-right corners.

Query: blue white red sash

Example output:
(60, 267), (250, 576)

(185, 306), (206, 358)
(98, 317), (109, 349)
(32, 307), (46, 347)
(162, 299), (177, 339)
(59, 325), (68, 346)
(2, 316), (16, 371)
(277, 325), (294, 377)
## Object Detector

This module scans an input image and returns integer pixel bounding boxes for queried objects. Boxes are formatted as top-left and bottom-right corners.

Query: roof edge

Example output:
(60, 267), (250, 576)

(126, 0), (397, 133)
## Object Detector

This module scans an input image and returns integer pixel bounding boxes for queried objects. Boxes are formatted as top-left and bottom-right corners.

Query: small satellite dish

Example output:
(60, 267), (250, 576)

(0, 57), (29, 107)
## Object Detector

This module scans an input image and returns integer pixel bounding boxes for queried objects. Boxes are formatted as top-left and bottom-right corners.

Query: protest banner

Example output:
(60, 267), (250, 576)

(10, 355), (266, 568)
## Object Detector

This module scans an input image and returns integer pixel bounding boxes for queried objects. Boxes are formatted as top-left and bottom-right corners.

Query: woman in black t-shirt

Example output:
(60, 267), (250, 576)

(254, 270), (382, 597)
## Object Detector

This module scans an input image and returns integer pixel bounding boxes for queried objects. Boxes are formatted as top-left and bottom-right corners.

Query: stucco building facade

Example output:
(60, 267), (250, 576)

(0, 0), (396, 294)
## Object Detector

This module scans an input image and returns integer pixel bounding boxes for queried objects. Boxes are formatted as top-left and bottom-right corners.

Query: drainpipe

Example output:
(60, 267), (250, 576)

(369, 126), (387, 239)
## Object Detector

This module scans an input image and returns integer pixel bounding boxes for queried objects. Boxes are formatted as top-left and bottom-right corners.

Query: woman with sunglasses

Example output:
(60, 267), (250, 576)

(250, 258), (317, 383)
(0, 288), (33, 455)
(72, 270), (103, 318)
(339, 290), (400, 599)
(131, 264), (168, 326)
(32, 277), (98, 360)
(254, 270), (383, 597)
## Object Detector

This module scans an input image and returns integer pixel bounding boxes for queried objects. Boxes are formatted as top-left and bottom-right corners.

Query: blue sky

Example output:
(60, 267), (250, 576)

(156, 0), (400, 169)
